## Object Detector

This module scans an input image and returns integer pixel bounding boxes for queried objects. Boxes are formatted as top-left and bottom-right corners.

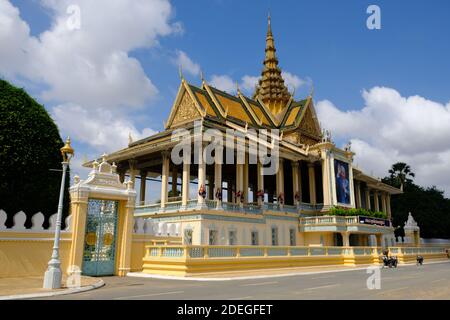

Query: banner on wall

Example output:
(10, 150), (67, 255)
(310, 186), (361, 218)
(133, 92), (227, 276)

(359, 216), (391, 227)
(334, 159), (351, 205)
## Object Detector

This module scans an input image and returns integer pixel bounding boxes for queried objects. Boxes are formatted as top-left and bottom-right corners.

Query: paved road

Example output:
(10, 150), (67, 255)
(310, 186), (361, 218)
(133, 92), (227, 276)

(38, 261), (450, 300)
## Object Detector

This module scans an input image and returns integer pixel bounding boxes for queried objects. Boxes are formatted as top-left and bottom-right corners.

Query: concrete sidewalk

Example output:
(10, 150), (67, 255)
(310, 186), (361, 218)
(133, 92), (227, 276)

(128, 259), (450, 281)
(0, 275), (104, 300)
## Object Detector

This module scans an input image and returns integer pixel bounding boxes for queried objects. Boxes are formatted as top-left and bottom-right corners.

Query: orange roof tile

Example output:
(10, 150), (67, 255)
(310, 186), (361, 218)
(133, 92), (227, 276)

(216, 94), (253, 124)
(195, 91), (217, 117)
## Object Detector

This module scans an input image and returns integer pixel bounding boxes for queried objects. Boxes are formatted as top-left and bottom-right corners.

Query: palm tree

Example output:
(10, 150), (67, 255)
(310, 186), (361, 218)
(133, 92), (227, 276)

(388, 162), (415, 191)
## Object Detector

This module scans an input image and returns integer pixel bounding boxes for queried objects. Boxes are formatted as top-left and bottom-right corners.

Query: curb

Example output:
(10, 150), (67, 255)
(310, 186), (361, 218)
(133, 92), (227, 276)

(127, 260), (450, 282)
(0, 279), (105, 300)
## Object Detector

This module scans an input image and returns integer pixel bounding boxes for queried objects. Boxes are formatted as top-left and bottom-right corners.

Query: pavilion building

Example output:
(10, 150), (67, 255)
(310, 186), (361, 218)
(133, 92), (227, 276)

(87, 17), (401, 249)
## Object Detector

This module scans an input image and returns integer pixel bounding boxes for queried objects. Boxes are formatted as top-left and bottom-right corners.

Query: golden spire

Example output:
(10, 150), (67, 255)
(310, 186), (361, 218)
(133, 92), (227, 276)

(253, 14), (290, 115)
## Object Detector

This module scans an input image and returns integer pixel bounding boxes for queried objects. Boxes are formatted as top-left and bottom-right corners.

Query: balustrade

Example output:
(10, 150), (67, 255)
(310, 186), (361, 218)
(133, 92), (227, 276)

(144, 245), (393, 260)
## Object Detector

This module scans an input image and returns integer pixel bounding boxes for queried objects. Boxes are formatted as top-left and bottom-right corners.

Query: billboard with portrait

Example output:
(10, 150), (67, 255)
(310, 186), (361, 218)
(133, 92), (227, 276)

(334, 159), (351, 205)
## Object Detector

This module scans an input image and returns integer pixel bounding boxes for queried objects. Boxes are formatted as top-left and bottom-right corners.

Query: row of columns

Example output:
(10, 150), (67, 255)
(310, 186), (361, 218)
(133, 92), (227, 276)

(134, 154), (323, 208)
(355, 181), (392, 219)
(129, 153), (393, 218)
(340, 232), (383, 247)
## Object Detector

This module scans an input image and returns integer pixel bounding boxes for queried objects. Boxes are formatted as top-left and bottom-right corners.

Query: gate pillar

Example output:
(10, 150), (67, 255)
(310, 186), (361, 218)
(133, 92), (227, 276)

(68, 155), (136, 277)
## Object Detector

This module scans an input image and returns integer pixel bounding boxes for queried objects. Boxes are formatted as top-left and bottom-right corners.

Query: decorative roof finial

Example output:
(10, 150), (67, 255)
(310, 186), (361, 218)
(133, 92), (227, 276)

(200, 70), (205, 83)
(345, 141), (352, 152)
(178, 65), (184, 80)
(236, 80), (240, 94)
(128, 132), (133, 144)
(253, 14), (290, 115)
(309, 82), (315, 97)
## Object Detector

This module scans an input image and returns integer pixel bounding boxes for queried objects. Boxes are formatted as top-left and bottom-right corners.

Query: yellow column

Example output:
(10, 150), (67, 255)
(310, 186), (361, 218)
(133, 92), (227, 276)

(308, 163), (316, 205)
(139, 170), (147, 205)
(387, 194), (392, 220)
(197, 148), (207, 209)
(292, 161), (300, 206)
(355, 181), (362, 209)
(67, 190), (89, 274)
(381, 192), (387, 214)
(348, 163), (356, 208)
(321, 153), (332, 206)
(243, 154), (249, 204)
(365, 188), (372, 210)
(276, 158), (285, 206)
(376, 234), (383, 248)
(342, 232), (350, 247)
(374, 190), (380, 212)
(214, 162), (222, 209)
(257, 161), (264, 206)
(236, 162), (243, 207)
(298, 161), (303, 202)
(181, 162), (190, 209)
(117, 186), (135, 276)
(160, 152), (170, 211)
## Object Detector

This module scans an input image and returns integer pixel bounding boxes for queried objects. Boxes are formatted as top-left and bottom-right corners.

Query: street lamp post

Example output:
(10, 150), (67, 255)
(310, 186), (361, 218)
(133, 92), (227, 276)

(43, 137), (74, 289)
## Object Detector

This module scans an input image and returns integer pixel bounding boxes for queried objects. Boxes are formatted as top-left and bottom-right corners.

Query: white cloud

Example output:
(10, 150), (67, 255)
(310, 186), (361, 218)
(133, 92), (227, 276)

(316, 87), (450, 196)
(0, 0), (180, 109)
(0, 0), (179, 160)
(173, 50), (200, 76)
(209, 74), (236, 94)
(240, 72), (307, 94)
(52, 103), (156, 152)
(281, 71), (307, 92)
(241, 75), (259, 92)
(206, 71), (307, 97)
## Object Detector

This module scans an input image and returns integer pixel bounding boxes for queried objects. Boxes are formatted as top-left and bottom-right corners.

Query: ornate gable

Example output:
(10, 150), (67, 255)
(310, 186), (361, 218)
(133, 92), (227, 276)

(282, 101), (321, 146)
(298, 104), (321, 145)
(172, 91), (202, 126)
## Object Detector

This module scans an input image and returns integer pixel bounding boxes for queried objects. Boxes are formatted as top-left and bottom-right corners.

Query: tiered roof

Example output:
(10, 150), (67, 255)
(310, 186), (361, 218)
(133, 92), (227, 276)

(253, 14), (291, 115)
(165, 15), (319, 135)
(165, 78), (316, 135)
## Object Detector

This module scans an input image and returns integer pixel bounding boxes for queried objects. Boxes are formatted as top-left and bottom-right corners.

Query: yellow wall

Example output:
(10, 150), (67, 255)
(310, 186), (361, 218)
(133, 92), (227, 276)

(130, 234), (181, 272)
(160, 215), (300, 246)
(142, 245), (448, 276)
(0, 231), (181, 278)
(0, 232), (72, 278)
(303, 232), (335, 246)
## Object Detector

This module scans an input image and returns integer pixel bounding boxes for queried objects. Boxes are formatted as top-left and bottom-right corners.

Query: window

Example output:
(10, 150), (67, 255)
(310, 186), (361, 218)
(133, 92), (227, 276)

(251, 231), (259, 245)
(209, 230), (218, 245)
(289, 229), (296, 246)
(271, 227), (278, 246)
(229, 231), (237, 245)
(184, 229), (193, 245)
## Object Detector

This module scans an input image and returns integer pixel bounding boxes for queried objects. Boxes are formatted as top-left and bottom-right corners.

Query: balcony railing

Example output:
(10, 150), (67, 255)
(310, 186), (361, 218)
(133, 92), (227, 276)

(144, 245), (385, 260)
(146, 245), (448, 260)
(300, 215), (391, 228)
(135, 199), (340, 218)
(389, 247), (446, 255)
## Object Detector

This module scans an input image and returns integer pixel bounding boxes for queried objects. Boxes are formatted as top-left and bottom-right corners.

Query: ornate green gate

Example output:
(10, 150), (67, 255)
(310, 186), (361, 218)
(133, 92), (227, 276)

(82, 199), (119, 276)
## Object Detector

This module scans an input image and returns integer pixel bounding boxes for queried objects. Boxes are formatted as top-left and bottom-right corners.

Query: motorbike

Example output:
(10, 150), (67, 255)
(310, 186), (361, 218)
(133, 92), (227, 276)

(416, 255), (424, 266)
(381, 255), (398, 268)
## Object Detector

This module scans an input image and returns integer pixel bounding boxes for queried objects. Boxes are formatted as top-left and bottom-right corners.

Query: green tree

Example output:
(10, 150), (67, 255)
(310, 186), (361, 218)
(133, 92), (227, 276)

(383, 163), (450, 239)
(0, 79), (69, 228)
(387, 162), (415, 191)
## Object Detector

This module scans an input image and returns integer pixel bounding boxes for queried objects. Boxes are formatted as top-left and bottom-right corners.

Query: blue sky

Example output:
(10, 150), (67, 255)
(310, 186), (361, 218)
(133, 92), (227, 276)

(12, 0), (450, 116)
(2, 0), (450, 196)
